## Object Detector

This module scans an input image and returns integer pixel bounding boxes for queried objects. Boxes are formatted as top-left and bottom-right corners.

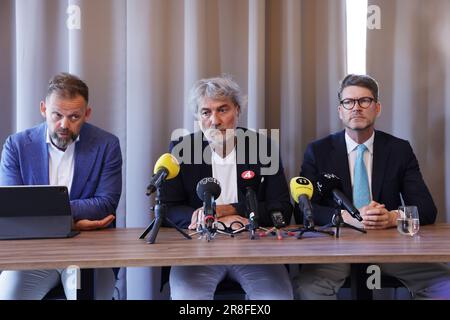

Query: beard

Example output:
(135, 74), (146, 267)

(203, 128), (235, 146)
(50, 129), (78, 150)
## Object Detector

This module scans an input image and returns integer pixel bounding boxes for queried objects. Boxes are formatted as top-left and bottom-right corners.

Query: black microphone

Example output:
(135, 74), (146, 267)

(196, 177), (221, 229)
(240, 170), (260, 229)
(316, 173), (363, 222)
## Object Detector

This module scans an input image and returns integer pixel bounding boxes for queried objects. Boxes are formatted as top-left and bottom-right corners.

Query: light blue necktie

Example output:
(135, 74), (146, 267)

(353, 144), (371, 209)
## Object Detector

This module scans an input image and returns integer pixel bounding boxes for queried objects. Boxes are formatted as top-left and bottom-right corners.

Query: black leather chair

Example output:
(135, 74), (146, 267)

(214, 278), (247, 300)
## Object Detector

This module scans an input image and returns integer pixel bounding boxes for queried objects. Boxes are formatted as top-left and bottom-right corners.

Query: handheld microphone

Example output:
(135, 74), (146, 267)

(196, 177), (221, 230)
(146, 153), (180, 195)
(240, 170), (260, 229)
(316, 173), (363, 222)
(290, 177), (315, 228)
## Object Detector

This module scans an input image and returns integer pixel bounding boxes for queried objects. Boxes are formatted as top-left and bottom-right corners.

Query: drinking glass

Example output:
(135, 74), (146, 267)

(397, 206), (419, 236)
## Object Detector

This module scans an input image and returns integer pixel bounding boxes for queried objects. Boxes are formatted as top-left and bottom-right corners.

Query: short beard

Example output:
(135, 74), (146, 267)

(50, 130), (78, 150)
(204, 128), (235, 145)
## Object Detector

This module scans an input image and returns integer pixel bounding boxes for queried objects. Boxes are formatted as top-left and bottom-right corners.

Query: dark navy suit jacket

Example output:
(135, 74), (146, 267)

(297, 130), (436, 226)
(0, 122), (122, 221)
(159, 128), (292, 229)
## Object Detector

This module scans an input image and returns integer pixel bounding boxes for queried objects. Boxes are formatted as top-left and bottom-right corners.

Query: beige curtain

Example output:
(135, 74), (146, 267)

(367, 0), (450, 223)
(0, 0), (346, 298)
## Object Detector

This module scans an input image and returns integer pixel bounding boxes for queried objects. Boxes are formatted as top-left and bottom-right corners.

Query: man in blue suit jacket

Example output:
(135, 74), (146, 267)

(294, 74), (450, 299)
(159, 76), (293, 300)
(0, 73), (122, 299)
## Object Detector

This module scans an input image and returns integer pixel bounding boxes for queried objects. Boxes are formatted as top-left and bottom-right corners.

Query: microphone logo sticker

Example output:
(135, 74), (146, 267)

(200, 177), (219, 185)
(296, 177), (310, 185)
(241, 170), (255, 180)
(324, 173), (339, 180)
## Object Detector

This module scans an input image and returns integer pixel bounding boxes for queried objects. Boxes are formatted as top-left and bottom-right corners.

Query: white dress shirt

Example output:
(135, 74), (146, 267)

(46, 129), (79, 194)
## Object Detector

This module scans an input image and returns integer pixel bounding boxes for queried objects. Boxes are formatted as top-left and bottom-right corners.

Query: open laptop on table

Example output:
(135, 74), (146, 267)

(0, 185), (79, 240)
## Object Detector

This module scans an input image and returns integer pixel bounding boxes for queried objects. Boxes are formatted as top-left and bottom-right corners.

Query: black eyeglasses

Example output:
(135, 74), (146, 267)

(216, 220), (246, 234)
(340, 97), (376, 110)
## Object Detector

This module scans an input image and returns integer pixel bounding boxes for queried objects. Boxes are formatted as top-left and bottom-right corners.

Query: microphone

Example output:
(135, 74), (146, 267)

(240, 170), (260, 229)
(196, 177), (221, 230)
(316, 173), (363, 222)
(146, 153), (180, 196)
(290, 177), (315, 228)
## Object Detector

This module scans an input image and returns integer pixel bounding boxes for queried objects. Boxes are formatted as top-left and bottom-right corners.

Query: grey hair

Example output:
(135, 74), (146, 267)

(188, 75), (246, 116)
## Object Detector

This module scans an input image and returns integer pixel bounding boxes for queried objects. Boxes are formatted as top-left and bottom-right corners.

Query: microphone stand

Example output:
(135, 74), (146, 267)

(319, 205), (366, 238)
(188, 204), (234, 242)
(189, 221), (235, 242)
(289, 220), (335, 239)
(260, 225), (291, 240)
(139, 188), (192, 244)
(231, 214), (270, 240)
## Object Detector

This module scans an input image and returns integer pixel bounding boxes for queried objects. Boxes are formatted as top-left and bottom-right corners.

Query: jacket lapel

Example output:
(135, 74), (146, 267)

(28, 123), (50, 185)
(371, 131), (389, 201)
(331, 131), (353, 200)
(236, 154), (250, 204)
(200, 133), (213, 178)
(70, 130), (98, 199)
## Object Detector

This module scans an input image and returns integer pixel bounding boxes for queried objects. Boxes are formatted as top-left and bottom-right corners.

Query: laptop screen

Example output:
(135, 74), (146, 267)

(0, 185), (77, 240)
(0, 185), (71, 217)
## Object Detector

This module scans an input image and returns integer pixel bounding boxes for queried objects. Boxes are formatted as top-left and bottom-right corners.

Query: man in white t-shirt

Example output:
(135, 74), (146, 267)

(160, 76), (293, 300)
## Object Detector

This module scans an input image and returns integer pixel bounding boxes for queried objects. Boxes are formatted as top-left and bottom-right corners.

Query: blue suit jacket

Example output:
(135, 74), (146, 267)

(0, 122), (122, 221)
(297, 130), (437, 226)
(159, 129), (293, 229)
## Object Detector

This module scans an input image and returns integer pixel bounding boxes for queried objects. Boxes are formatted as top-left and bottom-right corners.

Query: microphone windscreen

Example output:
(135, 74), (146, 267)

(240, 170), (259, 190)
(316, 173), (342, 196)
(153, 153), (180, 179)
(290, 177), (313, 202)
(196, 177), (221, 201)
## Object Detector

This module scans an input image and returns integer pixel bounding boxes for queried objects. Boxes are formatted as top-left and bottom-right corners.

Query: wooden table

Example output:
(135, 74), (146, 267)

(1, 224), (450, 270)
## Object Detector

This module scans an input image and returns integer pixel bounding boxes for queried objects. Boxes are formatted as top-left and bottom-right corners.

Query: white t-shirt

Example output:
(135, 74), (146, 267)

(211, 148), (238, 205)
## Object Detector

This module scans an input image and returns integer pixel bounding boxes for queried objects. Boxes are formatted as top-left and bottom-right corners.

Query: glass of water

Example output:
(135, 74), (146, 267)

(397, 206), (419, 236)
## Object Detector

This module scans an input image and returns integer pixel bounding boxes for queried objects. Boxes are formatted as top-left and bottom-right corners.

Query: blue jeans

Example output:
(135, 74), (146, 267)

(170, 264), (293, 300)
(0, 268), (115, 300)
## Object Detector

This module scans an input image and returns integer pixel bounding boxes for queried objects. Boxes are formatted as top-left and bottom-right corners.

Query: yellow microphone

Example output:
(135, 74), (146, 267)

(153, 153), (180, 179)
(146, 153), (180, 195)
(290, 177), (315, 227)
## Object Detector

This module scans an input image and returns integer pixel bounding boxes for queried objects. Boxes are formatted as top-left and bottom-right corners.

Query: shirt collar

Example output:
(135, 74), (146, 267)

(345, 131), (375, 155)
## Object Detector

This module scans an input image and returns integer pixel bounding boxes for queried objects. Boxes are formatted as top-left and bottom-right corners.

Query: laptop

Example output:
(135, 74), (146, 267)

(0, 185), (79, 240)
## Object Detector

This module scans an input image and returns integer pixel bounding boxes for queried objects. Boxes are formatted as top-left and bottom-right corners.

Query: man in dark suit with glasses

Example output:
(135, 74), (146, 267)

(293, 74), (450, 300)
